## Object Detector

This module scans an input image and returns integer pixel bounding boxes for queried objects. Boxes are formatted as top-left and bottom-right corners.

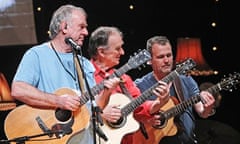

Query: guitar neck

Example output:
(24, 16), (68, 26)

(122, 70), (180, 116)
(121, 58), (196, 117)
(79, 63), (133, 105)
(77, 49), (152, 105)
(164, 82), (222, 119)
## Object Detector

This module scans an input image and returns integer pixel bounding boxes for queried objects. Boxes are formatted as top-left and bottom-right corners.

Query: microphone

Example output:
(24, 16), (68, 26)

(92, 100), (104, 125)
(65, 37), (81, 50)
(96, 125), (108, 141)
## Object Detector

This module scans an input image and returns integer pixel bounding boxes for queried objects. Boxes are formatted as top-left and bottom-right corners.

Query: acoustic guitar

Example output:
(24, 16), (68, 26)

(72, 58), (196, 144)
(131, 72), (240, 144)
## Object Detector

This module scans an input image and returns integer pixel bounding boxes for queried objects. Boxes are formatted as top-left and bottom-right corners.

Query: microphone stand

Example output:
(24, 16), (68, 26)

(0, 130), (63, 144)
(72, 49), (104, 144)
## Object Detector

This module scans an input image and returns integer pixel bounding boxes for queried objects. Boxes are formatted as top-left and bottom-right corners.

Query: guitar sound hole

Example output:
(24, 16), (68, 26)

(55, 108), (72, 122)
(108, 116), (126, 128)
(115, 116), (123, 125)
(158, 116), (166, 127)
(153, 112), (166, 129)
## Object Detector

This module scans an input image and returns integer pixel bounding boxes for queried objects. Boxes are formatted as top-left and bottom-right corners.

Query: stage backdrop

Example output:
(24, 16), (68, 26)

(0, 0), (37, 46)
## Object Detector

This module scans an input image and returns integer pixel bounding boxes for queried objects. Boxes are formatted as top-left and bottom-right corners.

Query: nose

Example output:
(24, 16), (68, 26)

(163, 56), (169, 62)
(119, 47), (124, 55)
(82, 28), (88, 36)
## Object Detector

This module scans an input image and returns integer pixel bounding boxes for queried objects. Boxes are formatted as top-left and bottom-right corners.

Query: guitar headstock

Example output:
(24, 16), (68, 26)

(128, 49), (151, 69)
(175, 58), (196, 75)
(219, 72), (240, 92)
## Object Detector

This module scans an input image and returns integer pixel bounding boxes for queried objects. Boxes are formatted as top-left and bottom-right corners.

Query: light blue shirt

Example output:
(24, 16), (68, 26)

(13, 42), (95, 93)
(13, 42), (96, 144)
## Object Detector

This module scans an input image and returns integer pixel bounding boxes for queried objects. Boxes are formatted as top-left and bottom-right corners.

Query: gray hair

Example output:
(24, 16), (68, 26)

(88, 26), (123, 58)
(146, 36), (170, 54)
(49, 4), (87, 39)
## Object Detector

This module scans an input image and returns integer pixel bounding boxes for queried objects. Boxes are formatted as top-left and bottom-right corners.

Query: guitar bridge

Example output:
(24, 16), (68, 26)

(51, 116), (74, 138)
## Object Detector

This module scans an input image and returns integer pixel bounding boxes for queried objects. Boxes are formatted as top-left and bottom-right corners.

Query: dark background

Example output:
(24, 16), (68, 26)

(1, 0), (239, 141)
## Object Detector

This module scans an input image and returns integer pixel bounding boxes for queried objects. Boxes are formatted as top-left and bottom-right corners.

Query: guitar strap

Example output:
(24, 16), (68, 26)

(74, 54), (86, 93)
(172, 76), (186, 133)
(118, 78), (149, 140)
(119, 78), (132, 99)
(173, 76), (197, 142)
(173, 76), (184, 102)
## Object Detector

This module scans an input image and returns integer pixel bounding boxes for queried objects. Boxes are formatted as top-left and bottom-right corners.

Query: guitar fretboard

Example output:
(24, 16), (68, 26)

(122, 70), (179, 116)
(79, 63), (132, 105)
(121, 58), (196, 117)
(164, 76), (237, 119)
(78, 49), (151, 105)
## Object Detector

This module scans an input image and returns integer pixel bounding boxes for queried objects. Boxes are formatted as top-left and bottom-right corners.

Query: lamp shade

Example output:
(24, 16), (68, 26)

(175, 37), (214, 76)
(0, 72), (16, 111)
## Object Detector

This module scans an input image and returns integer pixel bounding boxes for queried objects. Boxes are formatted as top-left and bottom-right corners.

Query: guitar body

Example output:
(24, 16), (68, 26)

(4, 88), (90, 144)
(132, 98), (178, 144)
(96, 93), (140, 144)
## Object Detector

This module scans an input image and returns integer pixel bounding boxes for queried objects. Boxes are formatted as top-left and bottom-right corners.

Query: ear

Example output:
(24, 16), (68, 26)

(97, 47), (105, 56)
(61, 22), (68, 33)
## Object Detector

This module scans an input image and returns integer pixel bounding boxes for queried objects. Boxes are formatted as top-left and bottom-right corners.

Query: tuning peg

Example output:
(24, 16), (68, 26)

(138, 67), (142, 71)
